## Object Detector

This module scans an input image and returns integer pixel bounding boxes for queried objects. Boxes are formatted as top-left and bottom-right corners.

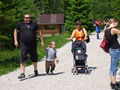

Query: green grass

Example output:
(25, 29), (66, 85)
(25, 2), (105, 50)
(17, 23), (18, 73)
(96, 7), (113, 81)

(0, 33), (70, 75)
(0, 49), (20, 75)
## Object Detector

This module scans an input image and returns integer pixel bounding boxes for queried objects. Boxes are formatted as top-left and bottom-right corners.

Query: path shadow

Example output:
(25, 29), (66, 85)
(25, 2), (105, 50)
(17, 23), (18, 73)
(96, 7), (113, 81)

(88, 67), (97, 73)
(19, 73), (47, 81)
(19, 72), (65, 81)
(77, 66), (97, 75)
(50, 72), (65, 76)
(19, 77), (29, 81)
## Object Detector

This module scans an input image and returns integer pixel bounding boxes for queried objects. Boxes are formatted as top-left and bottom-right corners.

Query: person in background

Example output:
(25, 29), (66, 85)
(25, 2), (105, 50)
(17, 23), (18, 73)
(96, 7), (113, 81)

(45, 41), (59, 75)
(106, 18), (120, 90)
(14, 13), (44, 79)
(103, 19), (109, 31)
(95, 19), (101, 39)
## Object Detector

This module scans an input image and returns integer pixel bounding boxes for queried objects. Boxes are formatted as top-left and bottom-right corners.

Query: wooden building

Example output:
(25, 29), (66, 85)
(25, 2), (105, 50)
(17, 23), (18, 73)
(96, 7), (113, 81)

(38, 14), (64, 36)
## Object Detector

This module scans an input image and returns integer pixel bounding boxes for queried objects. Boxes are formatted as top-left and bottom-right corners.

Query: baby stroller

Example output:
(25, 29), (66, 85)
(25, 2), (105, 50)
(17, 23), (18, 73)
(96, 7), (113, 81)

(71, 41), (89, 75)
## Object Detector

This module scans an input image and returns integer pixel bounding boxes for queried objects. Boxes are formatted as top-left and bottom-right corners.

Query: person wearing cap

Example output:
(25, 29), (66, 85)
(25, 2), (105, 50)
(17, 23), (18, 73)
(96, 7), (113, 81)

(94, 19), (101, 39)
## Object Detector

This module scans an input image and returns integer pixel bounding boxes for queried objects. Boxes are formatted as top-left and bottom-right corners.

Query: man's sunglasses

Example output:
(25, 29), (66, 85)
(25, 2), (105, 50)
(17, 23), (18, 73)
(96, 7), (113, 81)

(24, 17), (31, 19)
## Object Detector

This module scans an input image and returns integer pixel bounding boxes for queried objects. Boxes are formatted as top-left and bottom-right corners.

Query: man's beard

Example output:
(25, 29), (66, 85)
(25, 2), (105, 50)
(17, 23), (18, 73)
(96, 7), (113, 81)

(25, 20), (31, 24)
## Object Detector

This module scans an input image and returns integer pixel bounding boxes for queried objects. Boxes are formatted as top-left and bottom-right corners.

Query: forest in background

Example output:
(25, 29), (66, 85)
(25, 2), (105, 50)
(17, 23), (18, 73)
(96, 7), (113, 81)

(0, 0), (120, 49)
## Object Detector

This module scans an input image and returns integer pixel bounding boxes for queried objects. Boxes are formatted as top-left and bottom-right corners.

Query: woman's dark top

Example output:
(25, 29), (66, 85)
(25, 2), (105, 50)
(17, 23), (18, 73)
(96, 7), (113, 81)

(106, 28), (120, 49)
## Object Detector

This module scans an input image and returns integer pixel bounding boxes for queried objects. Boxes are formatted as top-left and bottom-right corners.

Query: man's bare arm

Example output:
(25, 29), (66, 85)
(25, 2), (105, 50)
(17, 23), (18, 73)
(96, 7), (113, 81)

(112, 28), (120, 35)
(14, 29), (19, 47)
(36, 30), (45, 47)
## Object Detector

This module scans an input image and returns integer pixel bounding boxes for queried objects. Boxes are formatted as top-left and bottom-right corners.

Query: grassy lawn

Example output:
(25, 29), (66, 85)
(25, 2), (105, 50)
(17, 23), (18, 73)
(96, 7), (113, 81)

(0, 33), (70, 75)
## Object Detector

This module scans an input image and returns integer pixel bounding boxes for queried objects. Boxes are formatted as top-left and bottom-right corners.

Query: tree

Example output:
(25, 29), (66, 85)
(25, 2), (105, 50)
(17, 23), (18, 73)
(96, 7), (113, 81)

(0, 0), (40, 49)
(64, 0), (92, 31)
(34, 0), (64, 14)
(111, 0), (120, 21)
(88, 0), (113, 20)
(0, 0), (40, 36)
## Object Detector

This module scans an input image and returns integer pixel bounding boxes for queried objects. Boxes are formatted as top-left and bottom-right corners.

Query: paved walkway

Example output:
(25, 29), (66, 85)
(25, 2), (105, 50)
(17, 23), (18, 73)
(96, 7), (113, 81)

(0, 32), (119, 90)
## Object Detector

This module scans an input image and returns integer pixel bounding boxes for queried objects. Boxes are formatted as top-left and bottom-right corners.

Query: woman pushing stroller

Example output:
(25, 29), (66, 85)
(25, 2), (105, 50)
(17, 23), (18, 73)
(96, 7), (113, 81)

(69, 20), (88, 49)
(69, 20), (89, 75)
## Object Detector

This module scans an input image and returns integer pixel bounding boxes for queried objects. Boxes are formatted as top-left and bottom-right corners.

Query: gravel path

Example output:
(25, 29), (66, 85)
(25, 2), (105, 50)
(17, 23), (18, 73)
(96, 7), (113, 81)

(0, 32), (119, 90)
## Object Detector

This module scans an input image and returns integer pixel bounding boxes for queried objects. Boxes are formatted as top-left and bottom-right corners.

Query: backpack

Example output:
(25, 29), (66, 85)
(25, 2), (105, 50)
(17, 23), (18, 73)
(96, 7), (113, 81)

(100, 29), (110, 53)
(86, 35), (90, 43)
(81, 30), (90, 43)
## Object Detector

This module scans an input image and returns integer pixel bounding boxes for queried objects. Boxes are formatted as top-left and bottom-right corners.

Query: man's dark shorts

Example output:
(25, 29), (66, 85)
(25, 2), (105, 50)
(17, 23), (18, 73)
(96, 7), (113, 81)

(20, 43), (38, 63)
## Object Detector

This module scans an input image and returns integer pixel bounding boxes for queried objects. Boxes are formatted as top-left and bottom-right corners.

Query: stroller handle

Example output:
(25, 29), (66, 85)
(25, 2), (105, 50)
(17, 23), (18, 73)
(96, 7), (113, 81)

(71, 40), (74, 42)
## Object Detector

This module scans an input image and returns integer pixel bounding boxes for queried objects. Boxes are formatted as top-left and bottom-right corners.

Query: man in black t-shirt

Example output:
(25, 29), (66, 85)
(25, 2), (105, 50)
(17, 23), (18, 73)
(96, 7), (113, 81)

(14, 13), (44, 79)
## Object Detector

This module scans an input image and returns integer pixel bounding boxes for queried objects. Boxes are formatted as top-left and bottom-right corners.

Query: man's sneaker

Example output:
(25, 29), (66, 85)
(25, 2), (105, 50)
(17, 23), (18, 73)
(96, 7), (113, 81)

(50, 71), (54, 75)
(110, 82), (120, 90)
(34, 70), (39, 76)
(18, 73), (25, 79)
(46, 72), (50, 75)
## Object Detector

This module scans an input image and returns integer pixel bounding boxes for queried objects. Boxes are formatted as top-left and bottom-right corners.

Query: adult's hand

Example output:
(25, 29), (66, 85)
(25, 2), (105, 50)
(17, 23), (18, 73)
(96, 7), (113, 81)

(68, 38), (73, 41)
(84, 38), (88, 41)
(14, 41), (18, 47)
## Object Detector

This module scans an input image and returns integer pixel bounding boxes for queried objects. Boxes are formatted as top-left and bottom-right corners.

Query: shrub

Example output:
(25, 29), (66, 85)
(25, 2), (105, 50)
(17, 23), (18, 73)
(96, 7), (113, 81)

(0, 35), (13, 50)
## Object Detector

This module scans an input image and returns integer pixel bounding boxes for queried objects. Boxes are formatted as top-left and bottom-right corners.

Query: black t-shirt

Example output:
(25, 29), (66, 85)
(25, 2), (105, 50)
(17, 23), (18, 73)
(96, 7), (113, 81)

(106, 28), (120, 49)
(16, 21), (39, 45)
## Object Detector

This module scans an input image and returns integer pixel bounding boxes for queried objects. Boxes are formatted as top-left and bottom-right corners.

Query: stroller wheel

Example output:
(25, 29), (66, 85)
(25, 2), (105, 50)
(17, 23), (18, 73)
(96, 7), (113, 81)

(72, 68), (74, 73)
(85, 69), (89, 75)
(87, 70), (90, 74)
(85, 69), (88, 75)
(72, 68), (78, 75)
(76, 69), (78, 75)
(72, 68), (75, 75)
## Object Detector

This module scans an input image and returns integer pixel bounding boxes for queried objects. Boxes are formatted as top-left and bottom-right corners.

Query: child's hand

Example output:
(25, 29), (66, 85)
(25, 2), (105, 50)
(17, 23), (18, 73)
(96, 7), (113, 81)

(56, 60), (59, 64)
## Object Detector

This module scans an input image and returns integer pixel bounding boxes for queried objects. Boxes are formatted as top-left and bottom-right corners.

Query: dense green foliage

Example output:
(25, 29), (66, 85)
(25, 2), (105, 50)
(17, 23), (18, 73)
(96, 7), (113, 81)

(88, 0), (120, 21)
(0, 35), (12, 50)
(111, 0), (120, 21)
(34, 0), (64, 14)
(0, 0), (40, 49)
(64, 0), (93, 32)
(64, 0), (120, 32)
(88, 0), (112, 20)
(0, 0), (40, 36)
